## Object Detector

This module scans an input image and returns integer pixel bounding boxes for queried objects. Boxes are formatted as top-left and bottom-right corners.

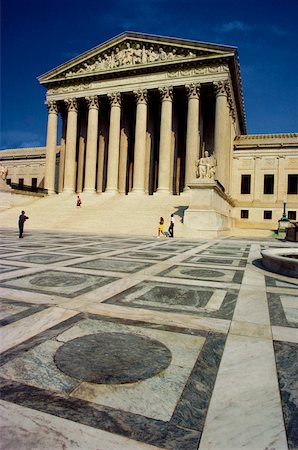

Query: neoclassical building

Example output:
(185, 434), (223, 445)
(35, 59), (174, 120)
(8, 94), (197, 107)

(1, 32), (297, 230)
(38, 32), (246, 197)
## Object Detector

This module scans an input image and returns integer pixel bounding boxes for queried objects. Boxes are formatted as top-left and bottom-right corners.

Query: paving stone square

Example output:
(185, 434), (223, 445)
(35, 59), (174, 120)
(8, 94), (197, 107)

(0, 230), (297, 450)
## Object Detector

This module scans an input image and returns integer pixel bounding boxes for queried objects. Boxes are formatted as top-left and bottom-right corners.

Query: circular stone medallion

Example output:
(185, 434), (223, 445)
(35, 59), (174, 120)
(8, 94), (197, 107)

(54, 332), (172, 384)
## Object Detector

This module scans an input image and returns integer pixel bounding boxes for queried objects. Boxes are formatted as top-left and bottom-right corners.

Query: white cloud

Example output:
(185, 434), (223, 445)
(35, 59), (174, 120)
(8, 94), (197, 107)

(0, 131), (43, 150)
(218, 21), (255, 33)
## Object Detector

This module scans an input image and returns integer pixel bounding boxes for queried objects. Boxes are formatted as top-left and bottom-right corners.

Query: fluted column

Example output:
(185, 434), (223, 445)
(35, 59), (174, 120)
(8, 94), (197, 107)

(63, 98), (78, 193)
(44, 100), (58, 194)
(157, 86), (173, 194)
(214, 80), (230, 189)
(58, 110), (67, 193)
(106, 92), (121, 193)
(184, 83), (200, 190)
(132, 89), (148, 194)
(77, 112), (87, 193)
(84, 96), (99, 193)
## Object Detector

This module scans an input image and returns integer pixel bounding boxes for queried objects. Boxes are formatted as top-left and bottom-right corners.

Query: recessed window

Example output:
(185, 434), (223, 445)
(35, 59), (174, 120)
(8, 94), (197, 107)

(241, 209), (249, 219)
(18, 178), (24, 189)
(32, 178), (37, 191)
(264, 210), (272, 220)
(264, 175), (274, 194)
(288, 211), (297, 220)
(241, 175), (251, 194)
(288, 175), (298, 194)
(6, 178), (11, 185)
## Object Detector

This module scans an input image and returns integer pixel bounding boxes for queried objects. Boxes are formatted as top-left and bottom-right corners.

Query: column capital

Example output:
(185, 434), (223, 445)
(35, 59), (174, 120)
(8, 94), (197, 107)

(133, 89), (148, 104)
(185, 83), (201, 99)
(159, 86), (173, 102)
(108, 92), (121, 107)
(214, 80), (229, 97)
(45, 100), (58, 114)
(64, 98), (78, 112)
(85, 95), (99, 110)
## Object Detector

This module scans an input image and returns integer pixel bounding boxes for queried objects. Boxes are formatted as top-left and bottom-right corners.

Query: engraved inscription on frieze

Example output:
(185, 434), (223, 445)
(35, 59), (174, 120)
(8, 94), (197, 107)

(64, 41), (201, 78)
(261, 158), (276, 169)
(285, 158), (298, 168)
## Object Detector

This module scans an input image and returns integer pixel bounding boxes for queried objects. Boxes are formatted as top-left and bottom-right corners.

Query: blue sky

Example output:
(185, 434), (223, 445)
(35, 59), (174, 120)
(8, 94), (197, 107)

(1, 0), (298, 149)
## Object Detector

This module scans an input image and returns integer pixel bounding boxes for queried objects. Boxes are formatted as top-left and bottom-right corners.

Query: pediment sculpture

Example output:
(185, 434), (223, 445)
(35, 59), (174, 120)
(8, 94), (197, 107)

(65, 42), (199, 78)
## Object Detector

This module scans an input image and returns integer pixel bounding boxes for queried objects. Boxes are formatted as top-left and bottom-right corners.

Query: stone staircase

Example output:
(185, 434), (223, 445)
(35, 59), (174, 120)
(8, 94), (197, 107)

(0, 191), (199, 238)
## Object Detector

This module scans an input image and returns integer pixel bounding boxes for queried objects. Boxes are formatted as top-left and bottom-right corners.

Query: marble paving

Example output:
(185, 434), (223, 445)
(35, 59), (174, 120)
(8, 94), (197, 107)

(0, 228), (297, 450)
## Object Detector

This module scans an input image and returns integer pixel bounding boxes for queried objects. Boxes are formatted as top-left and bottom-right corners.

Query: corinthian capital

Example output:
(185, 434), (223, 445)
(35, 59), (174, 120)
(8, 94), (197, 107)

(214, 80), (229, 97)
(186, 83), (200, 99)
(159, 86), (173, 101)
(46, 100), (58, 114)
(85, 96), (99, 110)
(107, 92), (121, 107)
(64, 98), (78, 112)
(133, 89), (148, 104)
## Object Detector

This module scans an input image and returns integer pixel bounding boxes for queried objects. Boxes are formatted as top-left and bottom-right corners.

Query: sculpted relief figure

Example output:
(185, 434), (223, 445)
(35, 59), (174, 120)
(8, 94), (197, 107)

(65, 43), (198, 77)
(196, 151), (217, 180)
(0, 165), (8, 181)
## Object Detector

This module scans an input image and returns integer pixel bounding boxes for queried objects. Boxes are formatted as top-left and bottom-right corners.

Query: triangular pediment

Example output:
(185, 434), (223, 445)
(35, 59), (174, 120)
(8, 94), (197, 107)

(38, 32), (236, 83)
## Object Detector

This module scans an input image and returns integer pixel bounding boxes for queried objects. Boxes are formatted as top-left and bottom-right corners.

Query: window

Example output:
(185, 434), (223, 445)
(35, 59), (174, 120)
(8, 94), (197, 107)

(264, 175), (274, 194)
(18, 178), (24, 189)
(264, 210), (272, 220)
(241, 209), (249, 219)
(241, 175), (251, 194)
(288, 211), (297, 220)
(288, 175), (298, 194)
(6, 178), (11, 186)
(31, 178), (37, 191)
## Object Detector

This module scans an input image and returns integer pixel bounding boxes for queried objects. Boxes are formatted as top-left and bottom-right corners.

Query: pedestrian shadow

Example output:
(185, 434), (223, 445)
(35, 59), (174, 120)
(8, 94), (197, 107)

(173, 205), (188, 224)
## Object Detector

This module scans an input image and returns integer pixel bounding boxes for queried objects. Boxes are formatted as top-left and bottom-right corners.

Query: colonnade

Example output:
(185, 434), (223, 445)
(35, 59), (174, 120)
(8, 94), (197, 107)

(44, 80), (232, 195)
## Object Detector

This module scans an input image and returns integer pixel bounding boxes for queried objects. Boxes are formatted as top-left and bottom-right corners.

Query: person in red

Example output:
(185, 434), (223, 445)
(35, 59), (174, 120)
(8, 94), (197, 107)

(76, 195), (82, 207)
(18, 210), (28, 238)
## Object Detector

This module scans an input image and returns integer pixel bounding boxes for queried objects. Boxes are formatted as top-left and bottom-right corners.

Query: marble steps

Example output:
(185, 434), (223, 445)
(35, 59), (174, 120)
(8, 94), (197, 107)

(0, 192), (200, 238)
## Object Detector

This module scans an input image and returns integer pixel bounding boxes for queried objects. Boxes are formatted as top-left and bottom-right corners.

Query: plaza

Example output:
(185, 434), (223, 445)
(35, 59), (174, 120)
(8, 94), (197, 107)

(0, 228), (297, 449)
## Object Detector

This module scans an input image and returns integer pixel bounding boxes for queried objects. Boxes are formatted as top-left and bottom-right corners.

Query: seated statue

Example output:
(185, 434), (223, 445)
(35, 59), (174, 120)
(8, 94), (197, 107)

(196, 151), (217, 180)
(0, 164), (8, 181)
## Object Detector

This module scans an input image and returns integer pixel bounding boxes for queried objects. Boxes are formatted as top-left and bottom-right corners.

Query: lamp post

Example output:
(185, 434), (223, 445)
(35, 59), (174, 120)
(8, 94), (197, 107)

(278, 197), (289, 232)
(281, 199), (288, 221)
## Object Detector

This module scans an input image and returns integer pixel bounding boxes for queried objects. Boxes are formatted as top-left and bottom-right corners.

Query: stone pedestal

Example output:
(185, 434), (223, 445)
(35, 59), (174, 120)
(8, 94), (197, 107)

(184, 181), (234, 234)
(0, 182), (12, 209)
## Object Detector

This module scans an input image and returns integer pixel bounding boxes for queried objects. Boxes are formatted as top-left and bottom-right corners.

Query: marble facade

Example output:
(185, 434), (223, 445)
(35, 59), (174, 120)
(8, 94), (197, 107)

(1, 32), (297, 232)
(38, 32), (244, 197)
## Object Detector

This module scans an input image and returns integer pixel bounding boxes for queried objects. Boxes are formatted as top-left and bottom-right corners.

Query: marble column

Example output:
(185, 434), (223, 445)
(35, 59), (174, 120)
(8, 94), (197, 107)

(84, 96), (99, 193)
(63, 98), (78, 193)
(157, 86), (173, 194)
(76, 112), (86, 194)
(44, 100), (58, 194)
(132, 89), (148, 194)
(106, 92), (121, 193)
(214, 80), (230, 190)
(118, 126), (129, 195)
(58, 110), (67, 193)
(97, 128), (106, 193)
(184, 83), (200, 190)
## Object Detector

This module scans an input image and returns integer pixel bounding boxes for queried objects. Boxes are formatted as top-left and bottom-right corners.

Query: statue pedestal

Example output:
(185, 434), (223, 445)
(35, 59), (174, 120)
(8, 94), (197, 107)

(0, 182), (12, 209)
(184, 181), (234, 236)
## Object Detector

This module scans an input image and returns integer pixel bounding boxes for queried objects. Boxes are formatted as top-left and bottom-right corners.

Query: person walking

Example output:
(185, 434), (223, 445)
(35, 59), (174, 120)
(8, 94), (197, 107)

(168, 214), (175, 238)
(76, 195), (82, 207)
(18, 210), (29, 238)
(157, 217), (165, 238)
